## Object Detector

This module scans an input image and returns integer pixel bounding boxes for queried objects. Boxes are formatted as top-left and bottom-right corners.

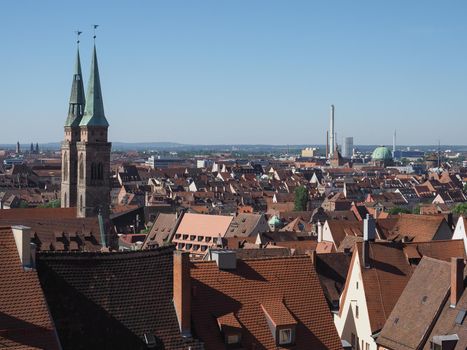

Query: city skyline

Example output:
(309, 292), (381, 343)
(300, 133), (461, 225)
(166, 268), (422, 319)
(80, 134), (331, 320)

(1, 0), (466, 145)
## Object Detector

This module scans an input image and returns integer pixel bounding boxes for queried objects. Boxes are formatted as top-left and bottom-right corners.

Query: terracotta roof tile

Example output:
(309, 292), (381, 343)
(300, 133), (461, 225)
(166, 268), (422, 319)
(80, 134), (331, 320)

(0, 226), (60, 349)
(190, 256), (342, 349)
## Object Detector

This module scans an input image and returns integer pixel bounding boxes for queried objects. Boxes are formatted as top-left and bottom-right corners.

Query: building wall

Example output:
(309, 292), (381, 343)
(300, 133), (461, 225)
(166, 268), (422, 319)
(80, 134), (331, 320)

(334, 250), (378, 350)
(453, 217), (467, 255)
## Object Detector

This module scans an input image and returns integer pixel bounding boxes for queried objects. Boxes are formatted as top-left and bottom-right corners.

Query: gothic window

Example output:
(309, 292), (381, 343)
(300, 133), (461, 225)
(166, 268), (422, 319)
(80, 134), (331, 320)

(98, 163), (104, 180)
(63, 152), (68, 181)
(79, 195), (83, 211)
(64, 192), (67, 207)
(79, 153), (84, 180)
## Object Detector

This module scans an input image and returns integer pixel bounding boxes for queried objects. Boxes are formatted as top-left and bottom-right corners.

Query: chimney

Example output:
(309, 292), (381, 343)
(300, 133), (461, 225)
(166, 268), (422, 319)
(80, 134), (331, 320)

(450, 257), (465, 308)
(11, 225), (32, 268)
(317, 221), (323, 243)
(212, 250), (237, 270)
(364, 214), (376, 242)
(173, 251), (191, 337)
(363, 215), (375, 269)
(309, 249), (317, 265)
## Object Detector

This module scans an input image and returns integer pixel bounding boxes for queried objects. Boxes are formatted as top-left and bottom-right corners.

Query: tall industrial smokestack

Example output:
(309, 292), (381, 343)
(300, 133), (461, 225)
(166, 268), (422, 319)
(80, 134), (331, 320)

(329, 105), (335, 156)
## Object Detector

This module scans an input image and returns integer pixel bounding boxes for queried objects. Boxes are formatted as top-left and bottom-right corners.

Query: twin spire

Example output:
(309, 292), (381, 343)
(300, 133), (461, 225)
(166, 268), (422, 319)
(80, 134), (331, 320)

(66, 42), (108, 128)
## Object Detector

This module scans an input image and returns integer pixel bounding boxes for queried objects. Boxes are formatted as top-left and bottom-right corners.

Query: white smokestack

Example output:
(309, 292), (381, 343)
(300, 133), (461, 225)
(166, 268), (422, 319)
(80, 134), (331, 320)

(329, 105), (335, 156)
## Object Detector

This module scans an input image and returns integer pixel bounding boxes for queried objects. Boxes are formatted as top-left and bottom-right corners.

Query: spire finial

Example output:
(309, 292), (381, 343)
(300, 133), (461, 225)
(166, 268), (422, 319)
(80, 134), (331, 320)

(75, 30), (82, 46)
(93, 24), (99, 42)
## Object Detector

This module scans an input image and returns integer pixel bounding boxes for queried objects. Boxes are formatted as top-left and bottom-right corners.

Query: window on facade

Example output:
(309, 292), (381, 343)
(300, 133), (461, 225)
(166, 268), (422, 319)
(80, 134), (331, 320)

(356, 281), (359, 289)
(365, 342), (370, 350)
(98, 163), (103, 180)
(351, 333), (356, 349)
(278, 329), (292, 345)
(356, 305), (359, 319)
(226, 334), (240, 345)
(79, 154), (84, 180)
(431, 342), (442, 350)
(63, 152), (68, 181)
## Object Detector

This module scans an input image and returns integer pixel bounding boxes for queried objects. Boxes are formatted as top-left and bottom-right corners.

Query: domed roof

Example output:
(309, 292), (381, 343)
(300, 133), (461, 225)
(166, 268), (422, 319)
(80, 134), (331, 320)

(372, 146), (393, 161)
(268, 215), (282, 227)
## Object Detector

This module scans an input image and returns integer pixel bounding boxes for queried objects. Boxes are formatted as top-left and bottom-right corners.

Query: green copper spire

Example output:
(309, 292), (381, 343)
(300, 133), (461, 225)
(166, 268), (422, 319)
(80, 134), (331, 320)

(80, 45), (109, 127)
(65, 48), (86, 127)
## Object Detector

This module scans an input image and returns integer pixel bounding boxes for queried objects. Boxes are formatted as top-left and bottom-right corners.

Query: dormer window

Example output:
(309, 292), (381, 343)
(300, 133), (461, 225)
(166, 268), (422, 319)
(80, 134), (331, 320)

(217, 312), (242, 346)
(261, 301), (297, 346)
(279, 328), (292, 345)
(227, 334), (241, 345)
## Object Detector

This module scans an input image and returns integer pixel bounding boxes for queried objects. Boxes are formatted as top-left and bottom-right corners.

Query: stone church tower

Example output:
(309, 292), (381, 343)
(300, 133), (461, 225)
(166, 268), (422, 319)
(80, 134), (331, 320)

(61, 43), (111, 219)
(76, 45), (111, 218)
(61, 49), (85, 208)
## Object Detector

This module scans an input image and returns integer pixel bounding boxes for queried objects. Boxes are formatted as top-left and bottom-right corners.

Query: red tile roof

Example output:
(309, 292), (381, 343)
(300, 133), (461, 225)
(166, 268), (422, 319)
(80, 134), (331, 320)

(0, 226), (60, 349)
(190, 256), (342, 349)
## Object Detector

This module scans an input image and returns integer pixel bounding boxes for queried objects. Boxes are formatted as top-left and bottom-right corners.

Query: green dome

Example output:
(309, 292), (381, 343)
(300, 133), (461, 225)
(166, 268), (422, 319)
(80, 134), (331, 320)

(268, 215), (282, 227)
(372, 146), (393, 161)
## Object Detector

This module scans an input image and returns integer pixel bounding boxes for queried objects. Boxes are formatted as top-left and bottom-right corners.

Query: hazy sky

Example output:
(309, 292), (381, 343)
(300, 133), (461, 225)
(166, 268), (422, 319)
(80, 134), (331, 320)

(1, 1), (466, 145)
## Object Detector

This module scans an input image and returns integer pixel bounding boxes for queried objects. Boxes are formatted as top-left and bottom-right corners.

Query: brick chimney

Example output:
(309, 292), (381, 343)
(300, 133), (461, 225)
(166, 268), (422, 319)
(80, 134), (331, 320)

(173, 251), (191, 337)
(450, 257), (465, 308)
(12, 225), (32, 268)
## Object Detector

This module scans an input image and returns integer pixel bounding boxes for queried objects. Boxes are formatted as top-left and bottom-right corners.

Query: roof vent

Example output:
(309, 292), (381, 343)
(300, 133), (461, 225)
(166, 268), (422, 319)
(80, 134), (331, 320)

(212, 250), (237, 270)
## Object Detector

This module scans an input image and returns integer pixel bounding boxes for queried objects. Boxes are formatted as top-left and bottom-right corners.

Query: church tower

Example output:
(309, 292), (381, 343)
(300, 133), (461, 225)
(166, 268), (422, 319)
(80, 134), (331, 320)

(76, 44), (111, 218)
(61, 48), (85, 208)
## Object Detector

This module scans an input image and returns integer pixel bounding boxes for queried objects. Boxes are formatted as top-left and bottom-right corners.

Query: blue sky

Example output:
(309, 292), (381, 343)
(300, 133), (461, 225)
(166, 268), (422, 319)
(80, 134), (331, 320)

(0, 0), (466, 145)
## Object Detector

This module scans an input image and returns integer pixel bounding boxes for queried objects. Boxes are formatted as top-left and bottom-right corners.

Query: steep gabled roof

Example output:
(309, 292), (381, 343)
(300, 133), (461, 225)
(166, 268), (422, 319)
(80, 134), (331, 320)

(356, 242), (414, 334)
(190, 256), (342, 349)
(0, 226), (60, 349)
(37, 246), (202, 349)
(377, 257), (451, 350)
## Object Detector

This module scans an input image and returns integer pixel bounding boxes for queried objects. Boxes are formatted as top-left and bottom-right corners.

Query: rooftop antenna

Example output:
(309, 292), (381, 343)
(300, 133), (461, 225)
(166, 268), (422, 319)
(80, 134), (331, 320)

(75, 29), (82, 46)
(93, 24), (99, 42)
(437, 139), (441, 168)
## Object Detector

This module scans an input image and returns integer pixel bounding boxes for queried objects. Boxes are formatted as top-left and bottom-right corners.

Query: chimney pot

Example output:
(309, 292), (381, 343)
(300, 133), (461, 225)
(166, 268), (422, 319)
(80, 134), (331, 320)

(450, 257), (465, 308)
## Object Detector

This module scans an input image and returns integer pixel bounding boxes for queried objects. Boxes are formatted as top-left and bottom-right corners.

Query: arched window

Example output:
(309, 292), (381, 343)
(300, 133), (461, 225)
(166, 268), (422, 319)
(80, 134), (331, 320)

(79, 195), (83, 211)
(98, 163), (104, 180)
(63, 192), (67, 207)
(79, 154), (84, 180)
(63, 152), (68, 181)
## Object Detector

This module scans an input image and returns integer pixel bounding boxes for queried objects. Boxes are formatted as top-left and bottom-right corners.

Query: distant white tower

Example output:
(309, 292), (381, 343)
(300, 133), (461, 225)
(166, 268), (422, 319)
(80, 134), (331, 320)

(393, 130), (396, 159)
(329, 105), (335, 157)
(343, 137), (354, 158)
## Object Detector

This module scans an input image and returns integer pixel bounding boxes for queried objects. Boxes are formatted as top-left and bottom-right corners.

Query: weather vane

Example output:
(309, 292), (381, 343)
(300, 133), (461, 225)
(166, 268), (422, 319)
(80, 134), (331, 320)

(93, 24), (99, 41)
(75, 30), (82, 45)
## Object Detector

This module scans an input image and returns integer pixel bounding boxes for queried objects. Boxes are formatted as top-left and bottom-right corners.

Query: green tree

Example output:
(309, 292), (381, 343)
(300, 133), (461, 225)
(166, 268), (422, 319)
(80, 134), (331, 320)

(412, 204), (421, 215)
(18, 200), (29, 208)
(463, 183), (467, 193)
(453, 203), (467, 215)
(294, 186), (309, 211)
(388, 206), (411, 215)
(38, 199), (61, 208)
